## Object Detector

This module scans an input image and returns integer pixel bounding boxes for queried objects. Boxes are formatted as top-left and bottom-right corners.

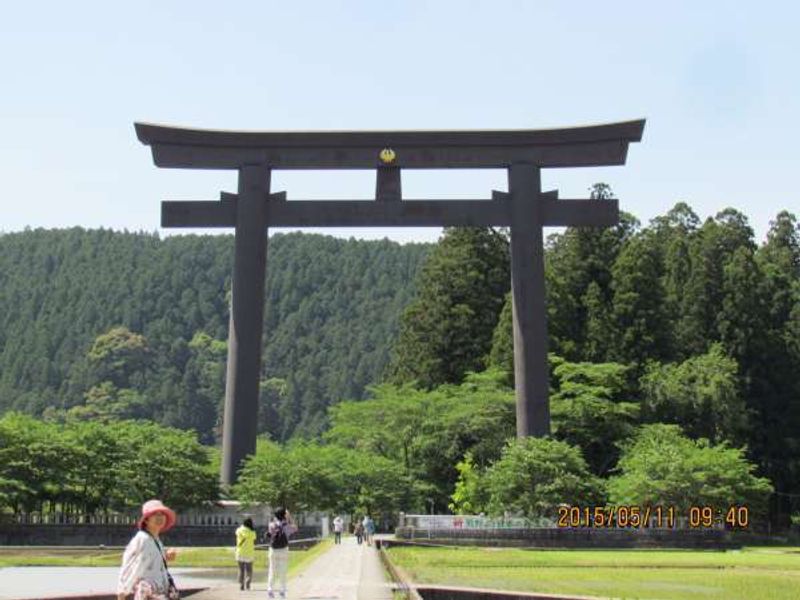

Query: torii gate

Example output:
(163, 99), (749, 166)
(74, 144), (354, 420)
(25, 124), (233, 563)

(136, 120), (645, 485)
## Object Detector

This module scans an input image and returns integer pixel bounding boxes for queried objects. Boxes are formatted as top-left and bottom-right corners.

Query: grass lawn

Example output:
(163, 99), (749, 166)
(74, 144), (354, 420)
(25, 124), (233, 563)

(0, 540), (331, 576)
(386, 545), (800, 600)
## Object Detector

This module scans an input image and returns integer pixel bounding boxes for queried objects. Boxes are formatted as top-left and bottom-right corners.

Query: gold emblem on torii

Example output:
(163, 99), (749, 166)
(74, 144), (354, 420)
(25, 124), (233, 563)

(379, 148), (396, 164)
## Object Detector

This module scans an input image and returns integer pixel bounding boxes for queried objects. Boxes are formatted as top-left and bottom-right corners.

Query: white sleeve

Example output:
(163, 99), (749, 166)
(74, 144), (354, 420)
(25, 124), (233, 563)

(117, 533), (145, 595)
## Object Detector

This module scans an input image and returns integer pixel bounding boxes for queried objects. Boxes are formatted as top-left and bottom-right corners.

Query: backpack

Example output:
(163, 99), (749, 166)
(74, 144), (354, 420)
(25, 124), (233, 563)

(269, 522), (289, 549)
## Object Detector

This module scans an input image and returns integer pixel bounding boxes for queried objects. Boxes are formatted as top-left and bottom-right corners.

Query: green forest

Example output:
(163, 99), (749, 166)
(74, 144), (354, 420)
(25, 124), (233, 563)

(2, 191), (799, 527)
(0, 229), (430, 441)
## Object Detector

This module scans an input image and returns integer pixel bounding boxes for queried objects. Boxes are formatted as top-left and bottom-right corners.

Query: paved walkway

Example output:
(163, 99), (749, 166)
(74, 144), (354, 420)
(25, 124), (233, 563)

(190, 536), (394, 600)
(0, 566), (227, 599)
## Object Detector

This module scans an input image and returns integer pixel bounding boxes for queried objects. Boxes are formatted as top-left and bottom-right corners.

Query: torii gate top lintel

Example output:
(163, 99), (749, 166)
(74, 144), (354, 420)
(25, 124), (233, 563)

(134, 119), (645, 170)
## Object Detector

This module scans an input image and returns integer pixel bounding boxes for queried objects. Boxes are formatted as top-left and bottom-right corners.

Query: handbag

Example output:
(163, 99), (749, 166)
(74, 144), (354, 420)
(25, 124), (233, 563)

(145, 532), (180, 600)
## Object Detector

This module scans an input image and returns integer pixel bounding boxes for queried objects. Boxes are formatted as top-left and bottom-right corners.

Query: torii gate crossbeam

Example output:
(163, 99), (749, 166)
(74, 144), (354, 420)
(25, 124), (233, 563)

(136, 120), (645, 485)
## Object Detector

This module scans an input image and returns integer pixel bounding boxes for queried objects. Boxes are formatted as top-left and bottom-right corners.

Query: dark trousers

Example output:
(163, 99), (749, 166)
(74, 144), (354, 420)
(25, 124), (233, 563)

(334, 531), (342, 544)
(238, 560), (253, 589)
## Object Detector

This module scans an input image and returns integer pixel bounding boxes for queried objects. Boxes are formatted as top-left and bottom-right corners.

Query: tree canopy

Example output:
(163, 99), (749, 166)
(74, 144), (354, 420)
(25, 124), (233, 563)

(608, 424), (773, 516)
(477, 437), (605, 519)
(386, 227), (509, 388)
(0, 412), (217, 514)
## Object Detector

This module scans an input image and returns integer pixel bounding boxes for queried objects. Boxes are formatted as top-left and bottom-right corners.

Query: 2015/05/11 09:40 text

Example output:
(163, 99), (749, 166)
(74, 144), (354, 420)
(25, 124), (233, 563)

(556, 505), (750, 529)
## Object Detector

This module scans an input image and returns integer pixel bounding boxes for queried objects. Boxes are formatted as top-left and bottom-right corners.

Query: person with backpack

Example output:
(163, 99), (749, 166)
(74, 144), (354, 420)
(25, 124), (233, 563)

(266, 507), (297, 599)
(234, 518), (257, 590)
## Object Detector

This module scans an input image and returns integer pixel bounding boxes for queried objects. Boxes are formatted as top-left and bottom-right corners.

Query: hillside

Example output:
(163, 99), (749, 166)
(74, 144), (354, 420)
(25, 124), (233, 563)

(0, 228), (431, 440)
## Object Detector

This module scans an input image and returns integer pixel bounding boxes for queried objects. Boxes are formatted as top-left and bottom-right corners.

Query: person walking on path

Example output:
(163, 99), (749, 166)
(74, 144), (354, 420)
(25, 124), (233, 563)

(332, 515), (344, 544)
(267, 507), (297, 599)
(362, 515), (375, 547)
(117, 499), (179, 600)
(353, 520), (364, 545)
(234, 517), (257, 590)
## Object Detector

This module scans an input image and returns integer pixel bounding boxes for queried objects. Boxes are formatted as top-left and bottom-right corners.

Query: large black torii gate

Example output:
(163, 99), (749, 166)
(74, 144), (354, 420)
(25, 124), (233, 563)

(136, 120), (645, 485)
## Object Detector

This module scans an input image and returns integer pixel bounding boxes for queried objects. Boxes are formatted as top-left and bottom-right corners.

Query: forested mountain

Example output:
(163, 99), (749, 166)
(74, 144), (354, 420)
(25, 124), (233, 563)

(3, 199), (800, 526)
(0, 229), (431, 440)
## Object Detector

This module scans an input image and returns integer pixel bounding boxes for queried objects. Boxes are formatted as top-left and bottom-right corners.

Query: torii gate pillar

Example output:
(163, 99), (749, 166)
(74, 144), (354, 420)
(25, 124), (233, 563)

(509, 164), (549, 436)
(220, 165), (270, 485)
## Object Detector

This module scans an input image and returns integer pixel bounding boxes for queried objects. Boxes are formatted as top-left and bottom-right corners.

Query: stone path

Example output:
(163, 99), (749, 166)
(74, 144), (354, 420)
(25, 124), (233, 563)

(190, 536), (394, 600)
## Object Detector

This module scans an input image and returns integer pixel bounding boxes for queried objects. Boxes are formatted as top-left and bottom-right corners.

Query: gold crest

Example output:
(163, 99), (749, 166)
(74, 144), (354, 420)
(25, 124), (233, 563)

(379, 148), (396, 164)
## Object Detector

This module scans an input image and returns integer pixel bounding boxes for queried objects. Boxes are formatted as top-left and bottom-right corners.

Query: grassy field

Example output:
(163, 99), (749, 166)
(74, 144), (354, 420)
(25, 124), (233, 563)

(0, 540), (332, 576)
(386, 545), (800, 600)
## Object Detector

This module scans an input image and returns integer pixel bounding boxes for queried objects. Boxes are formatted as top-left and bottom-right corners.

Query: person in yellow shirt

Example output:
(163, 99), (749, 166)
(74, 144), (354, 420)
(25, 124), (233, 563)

(235, 517), (257, 590)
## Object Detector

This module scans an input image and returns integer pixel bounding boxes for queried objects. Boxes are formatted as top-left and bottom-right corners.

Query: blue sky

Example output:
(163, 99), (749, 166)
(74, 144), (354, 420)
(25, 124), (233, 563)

(1, 1), (797, 244)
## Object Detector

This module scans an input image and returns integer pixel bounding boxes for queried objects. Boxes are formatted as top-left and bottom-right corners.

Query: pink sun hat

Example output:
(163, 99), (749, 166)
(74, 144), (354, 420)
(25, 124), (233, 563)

(138, 499), (177, 532)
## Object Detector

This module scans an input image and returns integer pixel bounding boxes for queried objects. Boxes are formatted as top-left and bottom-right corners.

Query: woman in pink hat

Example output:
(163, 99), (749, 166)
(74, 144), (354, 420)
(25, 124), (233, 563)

(117, 499), (179, 600)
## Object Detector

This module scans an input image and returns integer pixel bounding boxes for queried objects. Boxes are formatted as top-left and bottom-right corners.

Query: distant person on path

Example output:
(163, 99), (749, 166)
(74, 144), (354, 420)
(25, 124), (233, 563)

(117, 499), (179, 600)
(267, 507), (297, 599)
(234, 517), (257, 590)
(332, 515), (344, 544)
(362, 515), (375, 547)
(353, 520), (364, 545)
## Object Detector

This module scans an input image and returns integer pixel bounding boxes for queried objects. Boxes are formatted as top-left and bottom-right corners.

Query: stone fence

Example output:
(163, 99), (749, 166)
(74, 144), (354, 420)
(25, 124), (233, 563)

(393, 526), (739, 549)
(0, 523), (321, 546)
(5, 511), (256, 527)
